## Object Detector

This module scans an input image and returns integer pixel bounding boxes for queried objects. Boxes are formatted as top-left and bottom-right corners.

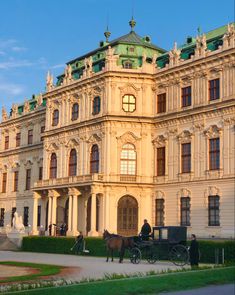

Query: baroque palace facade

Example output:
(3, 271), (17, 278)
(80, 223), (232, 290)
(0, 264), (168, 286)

(0, 20), (234, 238)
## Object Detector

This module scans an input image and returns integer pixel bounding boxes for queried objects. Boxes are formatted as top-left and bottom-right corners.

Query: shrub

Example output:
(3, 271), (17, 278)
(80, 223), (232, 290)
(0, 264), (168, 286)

(22, 237), (235, 263)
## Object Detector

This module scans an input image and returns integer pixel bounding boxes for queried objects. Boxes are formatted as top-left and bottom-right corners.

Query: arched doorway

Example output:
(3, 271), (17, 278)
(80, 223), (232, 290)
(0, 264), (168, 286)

(117, 195), (138, 236)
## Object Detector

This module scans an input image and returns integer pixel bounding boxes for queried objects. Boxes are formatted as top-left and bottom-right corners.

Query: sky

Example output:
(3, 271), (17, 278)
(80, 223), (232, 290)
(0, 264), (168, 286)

(0, 0), (234, 112)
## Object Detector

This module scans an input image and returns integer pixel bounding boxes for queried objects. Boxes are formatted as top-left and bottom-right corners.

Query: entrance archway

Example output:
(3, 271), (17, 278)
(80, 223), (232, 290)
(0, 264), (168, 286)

(117, 195), (138, 236)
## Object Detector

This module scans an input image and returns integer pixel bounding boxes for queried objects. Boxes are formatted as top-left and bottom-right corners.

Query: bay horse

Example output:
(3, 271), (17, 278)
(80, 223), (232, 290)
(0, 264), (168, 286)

(103, 230), (135, 263)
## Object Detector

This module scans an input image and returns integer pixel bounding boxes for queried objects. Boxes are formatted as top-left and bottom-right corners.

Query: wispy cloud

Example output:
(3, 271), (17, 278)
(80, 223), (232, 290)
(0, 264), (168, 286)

(0, 82), (24, 95)
(0, 59), (33, 69)
(51, 63), (64, 69)
(11, 46), (27, 52)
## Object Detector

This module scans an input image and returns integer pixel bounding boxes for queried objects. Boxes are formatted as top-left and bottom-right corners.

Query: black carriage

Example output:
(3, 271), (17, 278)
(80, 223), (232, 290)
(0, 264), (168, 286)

(129, 226), (189, 266)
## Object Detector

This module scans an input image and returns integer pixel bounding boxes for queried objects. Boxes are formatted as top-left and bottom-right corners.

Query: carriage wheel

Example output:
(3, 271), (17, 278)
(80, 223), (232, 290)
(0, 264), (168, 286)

(169, 245), (189, 266)
(130, 247), (141, 264)
(146, 251), (158, 264)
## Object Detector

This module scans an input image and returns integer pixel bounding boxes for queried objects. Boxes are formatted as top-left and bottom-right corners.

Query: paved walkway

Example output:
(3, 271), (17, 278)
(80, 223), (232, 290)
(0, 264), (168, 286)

(0, 251), (186, 281)
(159, 283), (235, 295)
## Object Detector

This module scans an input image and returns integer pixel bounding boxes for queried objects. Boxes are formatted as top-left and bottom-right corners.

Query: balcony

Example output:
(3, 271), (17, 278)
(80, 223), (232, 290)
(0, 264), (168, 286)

(34, 174), (104, 190)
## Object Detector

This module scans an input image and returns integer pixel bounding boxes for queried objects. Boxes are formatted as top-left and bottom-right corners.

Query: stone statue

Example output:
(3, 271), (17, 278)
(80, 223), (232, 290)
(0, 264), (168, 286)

(12, 212), (25, 232)
(169, 42), (181, 66)
(11, 104), (18, 118)
(24, 100), (30, 114)
(46, 71), (53, 91)
(195, 34), (207, 57)
(36, 93), (43, 107)
(2, 107), (8, 121)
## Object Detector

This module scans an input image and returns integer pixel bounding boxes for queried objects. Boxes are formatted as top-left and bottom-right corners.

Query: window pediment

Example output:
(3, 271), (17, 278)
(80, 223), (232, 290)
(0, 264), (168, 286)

(204, 125), (221, 138)
(177, 130), (193, 142)
(119, 83), (140, 97)
(65, 138), (80, 148)
(117, 132), (140, 146)
(45, 142), (59, 152)
(152, 135), (167, 147)
(87, 134), (102, 144)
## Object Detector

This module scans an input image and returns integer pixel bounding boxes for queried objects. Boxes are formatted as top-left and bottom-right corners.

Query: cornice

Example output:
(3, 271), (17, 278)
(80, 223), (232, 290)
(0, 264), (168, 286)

(0, 142), (43, 157)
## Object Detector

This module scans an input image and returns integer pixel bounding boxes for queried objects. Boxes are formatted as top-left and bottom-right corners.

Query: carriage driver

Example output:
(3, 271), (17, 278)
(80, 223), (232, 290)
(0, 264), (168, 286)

(140, 219), (152, 241)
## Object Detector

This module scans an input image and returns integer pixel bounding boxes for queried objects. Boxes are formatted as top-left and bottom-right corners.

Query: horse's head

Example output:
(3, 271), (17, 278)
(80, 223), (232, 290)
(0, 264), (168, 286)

(103, 229), (108, 240)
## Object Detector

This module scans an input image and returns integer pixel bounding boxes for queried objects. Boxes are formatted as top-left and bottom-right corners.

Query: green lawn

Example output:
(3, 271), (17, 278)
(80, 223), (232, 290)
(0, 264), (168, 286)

(0, 261), (62, 283)
(10, 266), (235, 295)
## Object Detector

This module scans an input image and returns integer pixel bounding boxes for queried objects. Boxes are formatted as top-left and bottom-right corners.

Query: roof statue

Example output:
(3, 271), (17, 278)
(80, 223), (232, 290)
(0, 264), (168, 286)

(1, 107), (8, 122)
(195, 34), (207, 57)
(169, 42), (181, 66)
(223, 23), (235, 49)
(36, 93), (43, 107)
(11, 104), (18, 118)
(23, 100), (30, 114)
(46, 71), (54, 91)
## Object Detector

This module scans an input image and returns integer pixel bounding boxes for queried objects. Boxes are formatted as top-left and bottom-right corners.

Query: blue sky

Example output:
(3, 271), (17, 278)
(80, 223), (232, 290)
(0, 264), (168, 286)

(0, 0), (234, 112)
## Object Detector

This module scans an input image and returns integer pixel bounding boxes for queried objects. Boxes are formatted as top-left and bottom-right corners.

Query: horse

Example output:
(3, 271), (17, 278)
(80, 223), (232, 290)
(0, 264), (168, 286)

(103, 230), (135, 263)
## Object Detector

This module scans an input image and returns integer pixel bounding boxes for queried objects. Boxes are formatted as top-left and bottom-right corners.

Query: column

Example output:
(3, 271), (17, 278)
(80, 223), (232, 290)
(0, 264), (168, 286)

(51, 196), (58, 236)
(67, 195), (73, 233)
(32, 192), (40, 235)
(72, 195), (78, 236)
(88, 190), (99, 236)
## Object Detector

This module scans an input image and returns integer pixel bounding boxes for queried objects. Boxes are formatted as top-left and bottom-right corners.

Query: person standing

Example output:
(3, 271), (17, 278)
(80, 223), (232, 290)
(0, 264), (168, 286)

(75, 232), (84, 254)
(140, 219), (152, 241)
(189, 234), (199, 268)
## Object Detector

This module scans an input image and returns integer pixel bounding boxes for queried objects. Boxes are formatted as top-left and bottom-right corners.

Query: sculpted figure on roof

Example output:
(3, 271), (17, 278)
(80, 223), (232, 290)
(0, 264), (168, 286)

(36, 93), (43, 107)
(46, 71), (54, 91)
(223, 23), (235, 48)
(195, 34), (207, 57)
(24, 100), (30, 114)
(11, 104), (18, 118)
(169, 42), (181, 66)
(1, 107), (8, 121)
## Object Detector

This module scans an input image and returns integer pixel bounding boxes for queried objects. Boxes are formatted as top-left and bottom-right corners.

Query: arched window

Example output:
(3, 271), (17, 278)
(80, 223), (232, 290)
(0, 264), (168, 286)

(68, 149), (77, 176)
(90, 144), (99, 173)
(123, 61), (133, 69)
(120, 143), (136, 175)
(52, 109), (59, 126)
(92, 96), (101, 115)
(122, 94), (136, 112)
(50, 153), (57, 178)
(71, 103), (79, 121)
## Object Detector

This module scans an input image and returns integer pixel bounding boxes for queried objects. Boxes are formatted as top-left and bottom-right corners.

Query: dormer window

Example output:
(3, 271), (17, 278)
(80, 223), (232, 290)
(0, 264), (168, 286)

(123, 61), (133, 69)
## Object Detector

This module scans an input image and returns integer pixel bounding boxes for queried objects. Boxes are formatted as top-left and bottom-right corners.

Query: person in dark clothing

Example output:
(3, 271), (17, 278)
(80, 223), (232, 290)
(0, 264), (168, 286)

(140, 219), (152, 241)
(189, 234), (199, 268)
(75, 232), (84, 254)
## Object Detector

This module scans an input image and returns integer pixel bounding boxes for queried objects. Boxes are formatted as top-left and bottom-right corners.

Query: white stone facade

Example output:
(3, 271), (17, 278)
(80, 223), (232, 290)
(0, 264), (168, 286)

(0, 24), (234, 238)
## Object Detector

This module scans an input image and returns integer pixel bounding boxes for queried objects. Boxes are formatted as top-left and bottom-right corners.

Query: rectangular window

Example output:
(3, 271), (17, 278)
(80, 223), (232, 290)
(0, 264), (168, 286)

(23, 206), (29, 226)
(180, 197), (190, 226)
(155, 199), (164, 226)
(209, 78), (220, 101)
(28, 129), (33, 145)
(37, 205), (41, 227)
(0, 208), (5, 227)
(16, 132), (21, 147)
(5, 136), (9, 150)
(181, 143), (191, 173)
(11, 207), (16, 226)
(25, 169), (31, 190)
(14, 171), (19, 192)
(39, 167), (43, 180)
(157, 93), (166, 113)
(209, 138), (220, 170)
(2, 173), (7, 193)
(157, 147), (165, 176)
(181, 86), (191, 107)
(40, 126), (45, 142)
(208, 195), (220, 226)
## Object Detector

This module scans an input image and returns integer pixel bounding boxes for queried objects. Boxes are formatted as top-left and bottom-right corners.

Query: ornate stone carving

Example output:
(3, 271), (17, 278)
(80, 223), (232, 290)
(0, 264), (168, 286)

(204, 125), (222, 138)
(86, 133), (102, 143)
(11, 104), (18, 118)
(65, 138), (80, 148)
(155, 190), (165, 199)
(63, 64), (73, 85)
(116, 131), (141, 146)
(208, 186), (220, 196)
(152, 134), (167, 147)
(23, 100), (30, 114)
(223, 23), (235, 49)
(177, 130), (193, 142)
(179, 188), (191, 197)
(195, 34), (207, 57)
(1, 107), (8, 121)
(46, 71), (54, 91)
(169, 42), (181, 66)
(36, 93), (43, 107)
(119, 83), (140, 97)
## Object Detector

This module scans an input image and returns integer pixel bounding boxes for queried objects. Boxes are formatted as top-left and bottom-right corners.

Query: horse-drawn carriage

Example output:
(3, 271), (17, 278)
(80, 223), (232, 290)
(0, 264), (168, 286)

(129, 226), (189, 266)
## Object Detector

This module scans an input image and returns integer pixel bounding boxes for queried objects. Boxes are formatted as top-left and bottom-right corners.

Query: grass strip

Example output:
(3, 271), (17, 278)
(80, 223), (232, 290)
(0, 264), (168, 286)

(0, 261), (61, 283)
(10, 266), (235, 295)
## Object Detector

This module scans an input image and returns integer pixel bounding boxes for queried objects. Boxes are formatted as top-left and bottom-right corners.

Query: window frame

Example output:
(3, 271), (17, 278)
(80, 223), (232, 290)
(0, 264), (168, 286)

(209, 78), (220, 101)
(120, 143), (137, 175)
(25, 169), (31, 191)
(181, 86), (192, 107)
(2, 173), (7, 193)
(180, 197), (191, 226)
(0, 208), (5, 227)
(68, 149), (77, 176)
(5, 135), (9, 150)
(181, 142), (191, 173)
(14, 171), (19, 192)
(16, 132), (21, 147)
(52, 109), (59, 126)
(71, 103), (79, 121)
(155, 198), (165, 226)
(209, 138), (220, 170)
(157, 93), (166, 113)
(92, 96), (101, 115)
(50, 153), (57, 179)
(28, 129), (33, 145)
(208, 195), (220, 226)
(122, 94), (136, 113)
(90, 144), (99, 173)
(23, 206), (29, 226)
(157, 147), (165, 176)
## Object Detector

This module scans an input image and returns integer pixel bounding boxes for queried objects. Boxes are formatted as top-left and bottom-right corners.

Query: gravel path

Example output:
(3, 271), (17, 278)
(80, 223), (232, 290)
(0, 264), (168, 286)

(0, 251), (187, 281)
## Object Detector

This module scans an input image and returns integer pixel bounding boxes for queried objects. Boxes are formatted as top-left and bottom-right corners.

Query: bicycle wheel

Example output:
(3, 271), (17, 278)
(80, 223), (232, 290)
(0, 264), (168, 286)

(130, 247), (141, 264)
(169, 245), (189, 266)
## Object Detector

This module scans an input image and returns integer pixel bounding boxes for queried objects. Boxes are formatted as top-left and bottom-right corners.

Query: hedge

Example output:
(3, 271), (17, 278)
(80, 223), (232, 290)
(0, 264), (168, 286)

(22, 236), (235, 263)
